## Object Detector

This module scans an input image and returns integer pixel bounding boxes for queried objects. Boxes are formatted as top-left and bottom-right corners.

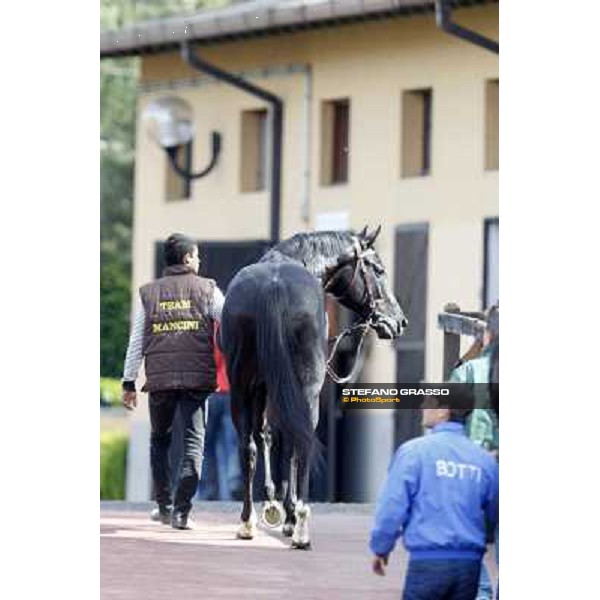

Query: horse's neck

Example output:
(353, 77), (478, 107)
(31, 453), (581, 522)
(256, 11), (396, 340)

(262, 233), (352, 282)
(262, 249), (329, 280)
(303, 254), (338, 282)
(261, 250), (301, 267)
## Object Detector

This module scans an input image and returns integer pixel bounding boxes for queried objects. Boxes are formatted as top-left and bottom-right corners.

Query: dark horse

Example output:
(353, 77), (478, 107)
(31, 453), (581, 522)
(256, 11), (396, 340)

(220, 226), (407, 548)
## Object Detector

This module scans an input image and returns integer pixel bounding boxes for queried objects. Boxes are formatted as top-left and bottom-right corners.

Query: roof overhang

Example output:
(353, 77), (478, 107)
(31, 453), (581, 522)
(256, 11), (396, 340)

(100, 0), (496, 59)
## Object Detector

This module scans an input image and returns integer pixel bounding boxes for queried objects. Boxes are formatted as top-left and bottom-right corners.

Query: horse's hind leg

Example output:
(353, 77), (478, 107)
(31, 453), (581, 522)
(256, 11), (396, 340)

(253, 396), (284, 527)
(235, 393), (258, 540)
(282, 445), (297, 537)
(260, 422), (275, 502)
(290, 390), (321, 550)
(249, 393), (274, 504)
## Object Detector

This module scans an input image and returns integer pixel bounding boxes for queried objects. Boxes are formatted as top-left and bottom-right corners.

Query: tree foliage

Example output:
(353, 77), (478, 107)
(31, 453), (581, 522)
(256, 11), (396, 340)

(101, 0), (233, 30)
(101, 261), (132, 376)
(100, 17), (136, 376)
(100, 0), (234, 377)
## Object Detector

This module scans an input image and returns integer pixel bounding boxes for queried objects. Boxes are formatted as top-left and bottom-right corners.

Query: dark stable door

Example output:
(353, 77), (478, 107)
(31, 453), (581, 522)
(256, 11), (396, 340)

(394, 223), (429, 446)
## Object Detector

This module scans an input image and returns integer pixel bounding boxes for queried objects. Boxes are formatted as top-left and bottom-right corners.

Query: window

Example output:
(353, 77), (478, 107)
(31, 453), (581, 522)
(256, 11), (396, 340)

(401, 89), (432, 178)
(241, 109), (268, 192)
(321, 98), (350, 185)
(485, 79), (499, 170)
(165, 142), (192, 201)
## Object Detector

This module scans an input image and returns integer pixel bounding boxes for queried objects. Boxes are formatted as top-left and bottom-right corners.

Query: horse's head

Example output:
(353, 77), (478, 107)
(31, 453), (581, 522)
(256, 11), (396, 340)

(324, 225), (408, 339)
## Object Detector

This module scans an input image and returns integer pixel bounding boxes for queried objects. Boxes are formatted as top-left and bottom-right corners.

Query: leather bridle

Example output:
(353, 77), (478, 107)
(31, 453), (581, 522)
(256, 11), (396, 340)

(323, 239), (387, 384)
(323, 239), (384, 319)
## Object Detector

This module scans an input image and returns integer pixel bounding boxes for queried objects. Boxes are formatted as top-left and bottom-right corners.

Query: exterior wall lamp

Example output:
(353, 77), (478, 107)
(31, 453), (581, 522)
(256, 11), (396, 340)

(142, 96), (222, 180)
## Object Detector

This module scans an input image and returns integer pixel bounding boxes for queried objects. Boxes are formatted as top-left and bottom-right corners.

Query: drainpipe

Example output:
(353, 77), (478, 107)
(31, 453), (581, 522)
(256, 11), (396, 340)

(300, 66), (313, 225)
(434, 0), (499, 54)
(181, 41), (283, 244)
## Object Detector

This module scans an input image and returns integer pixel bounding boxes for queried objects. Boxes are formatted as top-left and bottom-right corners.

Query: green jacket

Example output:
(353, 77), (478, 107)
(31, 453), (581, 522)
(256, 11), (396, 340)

(449, 346), (499, 451)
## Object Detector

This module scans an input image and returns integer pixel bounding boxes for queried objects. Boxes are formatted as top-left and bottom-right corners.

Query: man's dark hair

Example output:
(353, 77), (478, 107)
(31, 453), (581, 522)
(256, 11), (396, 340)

(446, 407), (473, 424)
(423, 387), (474, 424)
(164, 233), (197, 266)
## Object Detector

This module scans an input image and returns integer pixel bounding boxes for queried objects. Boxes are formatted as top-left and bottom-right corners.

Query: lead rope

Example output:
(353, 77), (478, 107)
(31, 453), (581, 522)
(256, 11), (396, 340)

(326, 321), (371, 384)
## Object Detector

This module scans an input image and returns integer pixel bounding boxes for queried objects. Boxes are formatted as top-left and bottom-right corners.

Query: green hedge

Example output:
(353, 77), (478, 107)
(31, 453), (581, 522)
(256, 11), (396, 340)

(101, 377), (122, 406)
(100, 430), (128, 500)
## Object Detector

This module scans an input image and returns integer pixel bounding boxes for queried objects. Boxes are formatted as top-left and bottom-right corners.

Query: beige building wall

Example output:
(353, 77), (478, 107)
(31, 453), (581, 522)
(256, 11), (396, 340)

(132, 4), (498, 386)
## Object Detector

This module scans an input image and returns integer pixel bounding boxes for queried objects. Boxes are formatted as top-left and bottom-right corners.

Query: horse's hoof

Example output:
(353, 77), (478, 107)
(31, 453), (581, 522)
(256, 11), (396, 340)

(236, 531), (254, 540)
(236, 521), (255, 540)
(282, 523), (294, 537)
(291, 540), (312, 550)
(260, 501), (284, 529)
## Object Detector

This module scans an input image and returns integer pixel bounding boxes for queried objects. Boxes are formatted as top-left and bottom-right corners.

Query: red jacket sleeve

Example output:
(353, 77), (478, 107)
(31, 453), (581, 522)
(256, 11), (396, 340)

(213, 323), (230, 393)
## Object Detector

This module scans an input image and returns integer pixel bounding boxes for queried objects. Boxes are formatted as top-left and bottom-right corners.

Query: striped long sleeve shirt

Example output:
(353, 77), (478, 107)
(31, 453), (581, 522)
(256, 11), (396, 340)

(122, 286), (225, 389)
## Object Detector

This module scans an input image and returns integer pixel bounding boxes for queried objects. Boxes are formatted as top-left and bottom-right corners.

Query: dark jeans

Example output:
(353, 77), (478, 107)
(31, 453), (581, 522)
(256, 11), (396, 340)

(403, 559), (481, 600)
(149, 389), (208, 516)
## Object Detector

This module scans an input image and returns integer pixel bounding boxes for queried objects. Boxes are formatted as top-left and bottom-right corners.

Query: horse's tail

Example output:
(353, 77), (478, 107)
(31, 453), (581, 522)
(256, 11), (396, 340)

(256, 280), (316, 462)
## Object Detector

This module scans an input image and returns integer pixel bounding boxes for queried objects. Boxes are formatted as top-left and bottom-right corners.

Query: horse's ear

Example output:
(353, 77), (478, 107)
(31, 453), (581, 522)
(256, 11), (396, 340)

(358, 225), (368, 240)
(364, 224), (382, 248)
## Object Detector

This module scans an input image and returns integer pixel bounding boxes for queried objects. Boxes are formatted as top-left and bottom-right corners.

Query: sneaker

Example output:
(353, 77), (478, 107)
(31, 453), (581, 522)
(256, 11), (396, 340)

(172, 512), (196, 530)
(150, 505), (172, 525)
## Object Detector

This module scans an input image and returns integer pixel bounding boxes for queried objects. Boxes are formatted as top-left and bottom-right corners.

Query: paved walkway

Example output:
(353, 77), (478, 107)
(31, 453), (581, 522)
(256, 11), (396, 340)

(101, 502), (497, 599)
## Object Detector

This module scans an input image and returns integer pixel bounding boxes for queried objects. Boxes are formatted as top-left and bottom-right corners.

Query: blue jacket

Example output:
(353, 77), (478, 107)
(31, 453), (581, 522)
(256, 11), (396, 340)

(369, 422), (499, 561)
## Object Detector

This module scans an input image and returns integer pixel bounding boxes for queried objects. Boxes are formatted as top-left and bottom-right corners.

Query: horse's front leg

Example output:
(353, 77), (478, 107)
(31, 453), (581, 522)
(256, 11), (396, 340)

(236, 402), (258, 540)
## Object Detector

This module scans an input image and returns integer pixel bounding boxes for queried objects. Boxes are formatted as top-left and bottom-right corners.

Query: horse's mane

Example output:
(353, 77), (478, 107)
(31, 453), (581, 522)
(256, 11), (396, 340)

(260, 230), (355, 279)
